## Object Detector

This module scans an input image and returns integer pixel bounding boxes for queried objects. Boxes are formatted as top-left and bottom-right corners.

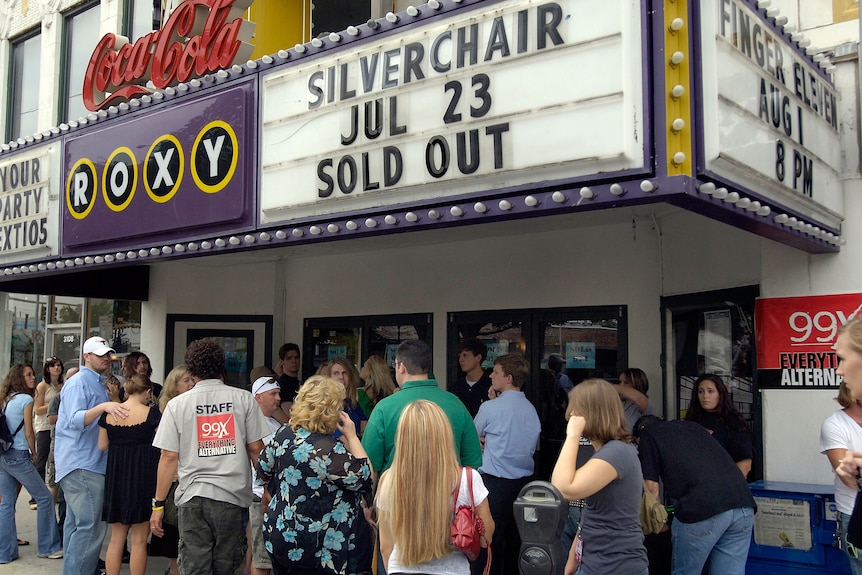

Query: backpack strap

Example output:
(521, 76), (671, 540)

(9, 419), (24, 437)
(3, 393), (25, 439)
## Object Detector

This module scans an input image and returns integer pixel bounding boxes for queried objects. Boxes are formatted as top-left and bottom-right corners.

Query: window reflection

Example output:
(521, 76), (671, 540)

(63, 3), (100, 123)
(10, 33), (41, 141)
(5, 293), (48, 365)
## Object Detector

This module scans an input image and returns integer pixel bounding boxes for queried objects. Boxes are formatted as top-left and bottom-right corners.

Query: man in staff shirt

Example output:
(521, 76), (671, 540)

(150, 339), (268, 575)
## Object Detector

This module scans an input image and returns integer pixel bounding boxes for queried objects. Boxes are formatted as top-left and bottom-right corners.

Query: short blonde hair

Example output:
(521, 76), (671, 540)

(160, 365), (189, 412)
(289, 376), (345, 434)
(840, 316), (862, 355)
(837, 380), (855, 408)
(838, 317), (862, 407)
(567, 379), (632, 443)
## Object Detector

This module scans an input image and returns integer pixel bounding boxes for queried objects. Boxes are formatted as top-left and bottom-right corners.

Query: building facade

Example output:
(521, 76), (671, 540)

(0, 0), (860, 486)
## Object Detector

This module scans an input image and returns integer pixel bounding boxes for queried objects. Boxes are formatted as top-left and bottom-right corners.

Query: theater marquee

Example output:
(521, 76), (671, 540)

(259, 0), (647, 223)
(698, 0), (842, 231)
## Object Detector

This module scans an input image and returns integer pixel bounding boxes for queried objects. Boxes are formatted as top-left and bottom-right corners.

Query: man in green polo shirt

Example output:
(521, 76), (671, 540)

(362, 339), (483, 475)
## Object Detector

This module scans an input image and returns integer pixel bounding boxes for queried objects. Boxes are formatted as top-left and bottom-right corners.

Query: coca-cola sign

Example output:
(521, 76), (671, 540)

(82, 0), (255, 112)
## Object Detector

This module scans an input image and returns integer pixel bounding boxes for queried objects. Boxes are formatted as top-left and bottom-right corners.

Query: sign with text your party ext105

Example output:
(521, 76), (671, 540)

(699, 0), (842, 231)
(0, 145), (61, 264)
(259, 0), (646, 224)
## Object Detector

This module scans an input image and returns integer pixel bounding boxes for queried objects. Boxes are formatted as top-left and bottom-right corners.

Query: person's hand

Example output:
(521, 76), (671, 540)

(363, 503), (377, 530)
(106, 381), (120, 402)
(150, 508), (164, 537)
(837, 450), (862, 483)
(487, 386), (500, 400)
(104, 401), (130, 422)
(337, 411), (357, 439)
(564, 540), (578, 575)
(566, 414), (586, 439)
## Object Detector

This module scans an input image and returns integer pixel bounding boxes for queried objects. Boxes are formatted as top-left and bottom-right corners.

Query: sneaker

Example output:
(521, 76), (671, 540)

(38, 551), (63, 559)
(29, 498), (37, 510)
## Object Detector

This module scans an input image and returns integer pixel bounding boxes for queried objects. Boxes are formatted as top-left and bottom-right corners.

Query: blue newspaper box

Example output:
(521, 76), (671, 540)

(746, 481), (851, 575)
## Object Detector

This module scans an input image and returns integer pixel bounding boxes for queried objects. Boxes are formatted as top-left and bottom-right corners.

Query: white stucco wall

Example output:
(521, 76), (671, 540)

(144, 216), (667, 396)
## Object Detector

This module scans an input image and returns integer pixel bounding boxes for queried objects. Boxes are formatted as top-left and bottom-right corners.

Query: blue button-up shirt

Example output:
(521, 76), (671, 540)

(55, 366), (109, 482)
(474, 389), (540, 479)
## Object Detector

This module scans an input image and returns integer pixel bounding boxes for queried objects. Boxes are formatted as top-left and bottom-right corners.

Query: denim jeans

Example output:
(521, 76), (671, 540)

(561, 505), (583, 556)
(0, 447), (62, 563)
(671, 507), (754, 575)
(840, 512), (862, 575)
(60, 468), (107, 575)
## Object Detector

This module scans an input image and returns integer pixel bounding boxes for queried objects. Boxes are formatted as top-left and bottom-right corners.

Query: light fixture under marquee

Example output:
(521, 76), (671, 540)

(698, 182), (716, 195)
(639, 180), (657, 193)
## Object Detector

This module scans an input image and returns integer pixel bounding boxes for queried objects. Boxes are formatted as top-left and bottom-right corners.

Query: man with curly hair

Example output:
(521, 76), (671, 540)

(150, 339), (268, 575)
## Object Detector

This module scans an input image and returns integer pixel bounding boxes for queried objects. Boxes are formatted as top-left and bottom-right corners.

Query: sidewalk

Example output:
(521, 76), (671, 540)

(8, 486), (169, 575)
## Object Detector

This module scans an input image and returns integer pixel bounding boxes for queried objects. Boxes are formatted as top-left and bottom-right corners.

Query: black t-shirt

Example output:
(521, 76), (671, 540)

(278, 374), (301, 403)
(447, 370), (492, 418)
(689, 411), (754, 463)
(638, 420), (756, 523)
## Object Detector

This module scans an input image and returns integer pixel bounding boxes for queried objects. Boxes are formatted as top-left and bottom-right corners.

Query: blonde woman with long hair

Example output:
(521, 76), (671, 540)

(358, 355), (398, 415)
(551, 380), (647, 575)
(377, 400), (494, 575)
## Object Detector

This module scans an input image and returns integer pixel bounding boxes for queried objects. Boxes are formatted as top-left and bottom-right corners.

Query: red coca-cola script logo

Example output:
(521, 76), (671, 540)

(82, 0), (255, 111)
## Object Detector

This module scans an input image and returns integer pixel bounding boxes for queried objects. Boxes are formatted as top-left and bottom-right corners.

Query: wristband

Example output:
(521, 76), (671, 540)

(152, 506), (165, 511)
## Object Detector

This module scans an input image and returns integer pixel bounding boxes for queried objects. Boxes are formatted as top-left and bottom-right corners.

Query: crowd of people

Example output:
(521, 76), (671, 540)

(5, 316), (862, 575)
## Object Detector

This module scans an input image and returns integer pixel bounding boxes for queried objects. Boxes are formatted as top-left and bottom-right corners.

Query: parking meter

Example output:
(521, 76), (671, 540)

(514, 481), (568, 575)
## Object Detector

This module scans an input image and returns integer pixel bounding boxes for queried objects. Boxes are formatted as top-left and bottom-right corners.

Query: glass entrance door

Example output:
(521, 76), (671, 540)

(662, 286), (760, 479)
(49, 329), (82, 370)
(303, 314), (433, 377)
(447, 306), (627, 481)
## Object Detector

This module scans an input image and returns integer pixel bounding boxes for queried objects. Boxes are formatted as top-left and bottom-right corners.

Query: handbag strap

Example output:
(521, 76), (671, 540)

(465, 466), (476, 511)
(453, 466), (477, 513)
(453, 468), (461, 514)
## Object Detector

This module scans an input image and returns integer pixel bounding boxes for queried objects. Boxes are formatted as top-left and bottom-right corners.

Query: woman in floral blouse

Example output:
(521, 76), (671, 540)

(257, 375), (374, 575)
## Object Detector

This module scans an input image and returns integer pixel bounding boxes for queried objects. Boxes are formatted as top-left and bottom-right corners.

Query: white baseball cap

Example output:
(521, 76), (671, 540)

(82, 336), (115, 357)
(252, 376), (279, 396)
